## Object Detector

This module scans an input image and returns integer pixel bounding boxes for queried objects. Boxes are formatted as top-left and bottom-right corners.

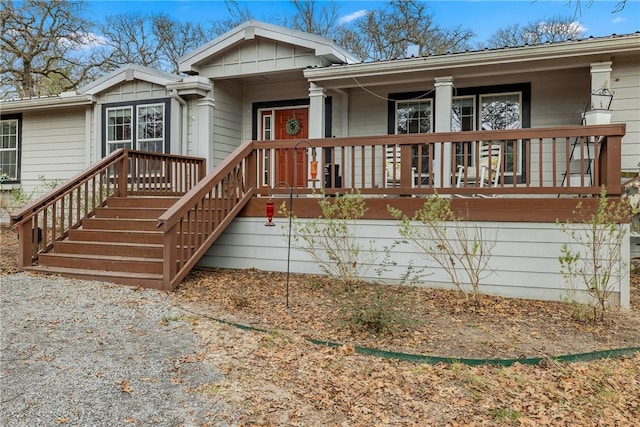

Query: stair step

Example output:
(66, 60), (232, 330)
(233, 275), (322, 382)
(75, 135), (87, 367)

(38, 253), (163, 274)
(82, 217), (159, 231)
(107, 196), (181, 209)
(24, 266), (163, 289)
(95, 206), (166, 219)
(54, 241), (164, 258)
(68, 229), (164, 244)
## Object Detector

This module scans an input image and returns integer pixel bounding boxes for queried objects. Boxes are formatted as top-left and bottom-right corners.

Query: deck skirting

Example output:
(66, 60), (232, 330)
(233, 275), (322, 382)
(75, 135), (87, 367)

(199, 217), (631, 308)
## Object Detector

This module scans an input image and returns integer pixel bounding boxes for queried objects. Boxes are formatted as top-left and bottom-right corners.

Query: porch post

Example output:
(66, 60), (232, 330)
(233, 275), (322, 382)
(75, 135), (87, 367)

(434, 76), (454, 188)
(196, 94), (215, 171)
(308, 82), (326, 139)
(590, 61), (613, 95)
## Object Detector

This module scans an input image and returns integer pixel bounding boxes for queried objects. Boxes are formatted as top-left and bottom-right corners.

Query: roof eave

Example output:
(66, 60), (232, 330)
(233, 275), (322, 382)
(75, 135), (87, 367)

(304, 34), (640, 81)
(0, 95), (93, 113)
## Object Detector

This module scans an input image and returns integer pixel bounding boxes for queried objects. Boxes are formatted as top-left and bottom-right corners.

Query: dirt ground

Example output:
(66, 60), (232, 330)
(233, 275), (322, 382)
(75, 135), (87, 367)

(2, 224), (639, 425)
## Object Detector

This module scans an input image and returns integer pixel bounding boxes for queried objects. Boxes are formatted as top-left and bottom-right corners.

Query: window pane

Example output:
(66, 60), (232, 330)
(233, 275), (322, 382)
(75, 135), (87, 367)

(107, 108), (132, 142)
(480, 93), (522, 174)
(0, 118), (18, 180)
(480, 94), (521, 130)
(397, 100), (432, 134)
(0, 150), (17, 179)
(137, 104), (164, 152)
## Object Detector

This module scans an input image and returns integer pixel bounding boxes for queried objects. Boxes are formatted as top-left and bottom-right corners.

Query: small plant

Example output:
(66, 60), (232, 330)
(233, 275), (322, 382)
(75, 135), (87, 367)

(0, 174), (63, 218)
(389, 194), (496, 308)
(558, 187), (629, 322)
(339, 284), (410, 335)
(281, 190), (376, 288)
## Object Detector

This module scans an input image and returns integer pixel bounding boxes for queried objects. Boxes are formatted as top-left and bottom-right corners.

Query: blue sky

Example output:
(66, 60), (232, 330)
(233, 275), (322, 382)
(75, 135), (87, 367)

(84, 0), (640, 43)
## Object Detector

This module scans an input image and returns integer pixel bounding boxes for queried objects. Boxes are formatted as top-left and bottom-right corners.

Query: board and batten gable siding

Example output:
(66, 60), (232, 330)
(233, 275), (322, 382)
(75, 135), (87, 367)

(201, 38), (331, 79)
(211, 80), (243, 167)
(96, 80), (171, 104)
(19, 107), (87, 194)
(610, 55), (640, 173)
(199, 217), (630, 308)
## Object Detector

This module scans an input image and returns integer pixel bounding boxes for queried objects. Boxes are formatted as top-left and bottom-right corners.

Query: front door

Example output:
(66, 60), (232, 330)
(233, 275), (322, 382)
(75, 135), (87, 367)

(261, 107), (309, 187)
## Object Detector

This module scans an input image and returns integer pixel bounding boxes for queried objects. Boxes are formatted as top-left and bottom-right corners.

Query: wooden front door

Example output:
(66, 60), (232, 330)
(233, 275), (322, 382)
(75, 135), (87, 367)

(273, 108), (308, 187)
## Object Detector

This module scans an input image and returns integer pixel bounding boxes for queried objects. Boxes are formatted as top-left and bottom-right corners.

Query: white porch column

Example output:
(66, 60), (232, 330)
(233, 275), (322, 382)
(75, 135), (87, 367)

(590, 61), (613, 95)
(196, 96), (215, 170)
(434, 76), (454, 188)
(308, 82), (326, 139)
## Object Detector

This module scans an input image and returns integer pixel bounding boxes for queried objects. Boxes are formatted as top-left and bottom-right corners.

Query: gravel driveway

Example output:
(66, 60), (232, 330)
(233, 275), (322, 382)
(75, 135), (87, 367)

(1, 273), (236, 426)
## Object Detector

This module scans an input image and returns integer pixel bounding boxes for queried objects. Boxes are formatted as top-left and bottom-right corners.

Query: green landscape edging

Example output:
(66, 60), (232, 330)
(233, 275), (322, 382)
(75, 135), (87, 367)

(193, 312), (639, 367)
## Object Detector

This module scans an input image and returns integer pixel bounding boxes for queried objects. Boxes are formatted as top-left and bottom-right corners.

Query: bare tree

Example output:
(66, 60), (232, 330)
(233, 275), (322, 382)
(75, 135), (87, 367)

(152, 14), (209, 74)
(98, 12), (163, 71)
(563, 0), (628, 16)
(0, 0), (100, 98)
(341, 0), (474, 61)
(484, 15), (584, 48)
(209, 0), (254, 36)
(284, 0), (340, 37)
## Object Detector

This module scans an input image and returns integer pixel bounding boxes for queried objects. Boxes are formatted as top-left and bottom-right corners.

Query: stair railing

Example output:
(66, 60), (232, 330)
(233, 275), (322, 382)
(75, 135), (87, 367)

(157, 141), (258, 290)
(11, 149), (206, 269)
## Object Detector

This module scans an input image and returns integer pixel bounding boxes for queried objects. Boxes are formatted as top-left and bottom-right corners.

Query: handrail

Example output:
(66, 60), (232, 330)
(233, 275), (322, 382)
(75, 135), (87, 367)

(252, 124), (625, 197)
(11, 148), (127, 224)
(157, 141), (257, 290)
(12, 149), (206, 269)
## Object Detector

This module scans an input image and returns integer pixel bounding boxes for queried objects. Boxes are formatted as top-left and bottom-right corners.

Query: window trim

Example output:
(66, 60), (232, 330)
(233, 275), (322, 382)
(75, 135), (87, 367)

(101, 99), (171, 157)
(0, 113), (22, 183)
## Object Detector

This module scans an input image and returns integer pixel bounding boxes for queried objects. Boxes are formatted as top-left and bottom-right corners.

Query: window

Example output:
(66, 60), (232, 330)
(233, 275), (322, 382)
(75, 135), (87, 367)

(106, 107), (133, 153)
(396, 100), (432, 134)
(480, 92), (522, 176)
(452, 96), (475, 168)
(0, 115), (21, 182)
(103, 100), (169, 156)
(137, 104), (164, 152)
(395, 99), (433, 181)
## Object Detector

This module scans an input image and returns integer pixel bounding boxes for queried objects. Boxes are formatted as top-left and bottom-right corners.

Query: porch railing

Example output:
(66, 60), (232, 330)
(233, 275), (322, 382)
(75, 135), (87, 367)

(11, 149), (205, 268)
(252, 124), (625, 198)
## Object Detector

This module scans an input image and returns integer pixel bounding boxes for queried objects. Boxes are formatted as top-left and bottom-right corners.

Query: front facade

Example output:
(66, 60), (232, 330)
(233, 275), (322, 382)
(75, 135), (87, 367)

(2, 22), (638, 306)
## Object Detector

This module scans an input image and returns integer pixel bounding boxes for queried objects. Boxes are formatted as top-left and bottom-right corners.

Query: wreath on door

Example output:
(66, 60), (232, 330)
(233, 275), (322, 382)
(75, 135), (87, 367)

(285, 117), (301, 136)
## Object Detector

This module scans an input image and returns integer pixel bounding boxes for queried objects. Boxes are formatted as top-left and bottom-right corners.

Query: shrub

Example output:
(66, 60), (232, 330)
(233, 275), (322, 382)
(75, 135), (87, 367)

(558, 187), (629, 322)
(389, 194), (496, 308)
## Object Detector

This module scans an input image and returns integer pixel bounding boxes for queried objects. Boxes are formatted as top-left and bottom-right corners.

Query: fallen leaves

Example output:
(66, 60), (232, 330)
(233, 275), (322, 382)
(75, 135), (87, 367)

(115, 379), (133, 394)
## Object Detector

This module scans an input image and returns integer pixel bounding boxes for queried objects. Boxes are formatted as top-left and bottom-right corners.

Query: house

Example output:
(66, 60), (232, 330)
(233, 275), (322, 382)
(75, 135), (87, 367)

(2, 21), (638, 307)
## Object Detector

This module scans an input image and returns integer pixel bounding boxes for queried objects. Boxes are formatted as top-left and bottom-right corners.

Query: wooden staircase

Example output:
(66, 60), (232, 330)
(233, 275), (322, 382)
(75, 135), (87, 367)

(27, 196), (179, 289)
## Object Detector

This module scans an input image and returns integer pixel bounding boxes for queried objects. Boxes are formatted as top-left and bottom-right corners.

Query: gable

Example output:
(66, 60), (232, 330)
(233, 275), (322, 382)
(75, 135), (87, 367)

(196, 37), (331, 79)
(179, 20), (359, 75)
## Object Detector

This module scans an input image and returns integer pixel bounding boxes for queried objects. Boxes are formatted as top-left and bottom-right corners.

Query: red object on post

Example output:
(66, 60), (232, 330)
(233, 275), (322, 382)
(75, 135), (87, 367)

(310, 160), (318, 180)
(265, 199), (275, 226)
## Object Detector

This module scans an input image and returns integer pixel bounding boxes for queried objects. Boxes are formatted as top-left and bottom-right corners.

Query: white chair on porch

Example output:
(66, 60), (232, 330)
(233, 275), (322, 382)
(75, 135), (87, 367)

(385, 145), (417, 188)
(456, 142), (502, 188)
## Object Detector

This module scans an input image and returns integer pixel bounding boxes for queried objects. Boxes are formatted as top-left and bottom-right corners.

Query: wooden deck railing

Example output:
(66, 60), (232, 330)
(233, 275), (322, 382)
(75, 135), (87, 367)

(156, 143), (257, 290)
(252, 124), (625, 198)
(11, 149), (205, 268)
(9, 124), (624, 290)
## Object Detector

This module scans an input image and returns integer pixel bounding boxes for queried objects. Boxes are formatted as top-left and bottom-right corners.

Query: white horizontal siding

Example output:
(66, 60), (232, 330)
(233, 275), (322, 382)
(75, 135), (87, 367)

(211, 80), (243, 167)
(611, 56), (640, 173)
(20, 108), (87, 194)
(199, 217), (630, 308)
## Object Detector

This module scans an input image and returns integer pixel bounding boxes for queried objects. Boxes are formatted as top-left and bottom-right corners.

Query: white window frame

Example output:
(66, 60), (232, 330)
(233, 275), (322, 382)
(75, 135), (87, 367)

(106, 106), (133, 154)
(136, 103), (165, 153)
(0, 117), (20, 182)
(395, 99), (433, 135)
(479, 92), (523, 176)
